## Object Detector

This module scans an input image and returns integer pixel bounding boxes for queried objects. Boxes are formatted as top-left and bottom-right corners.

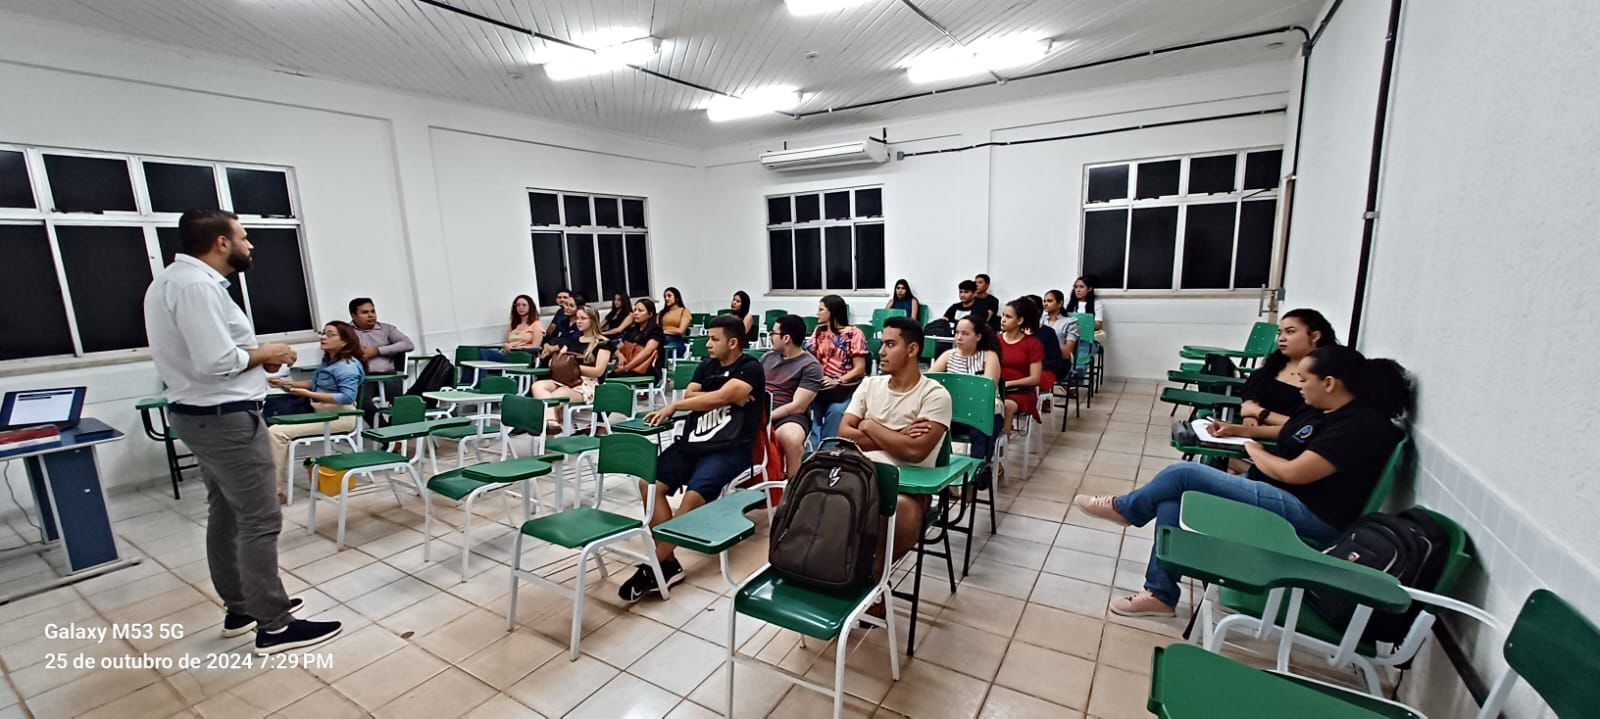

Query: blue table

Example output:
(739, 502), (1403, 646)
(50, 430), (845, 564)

(0, 419), (140, 602)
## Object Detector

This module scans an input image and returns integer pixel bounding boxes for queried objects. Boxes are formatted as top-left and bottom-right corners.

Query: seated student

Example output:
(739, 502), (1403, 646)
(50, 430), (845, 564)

(600, 292), (633, 337)
(1073, 345), (1410, 617)
(530, 306), (614, 428)
(838, 317), (952, 615)
(1241, 309), (1339, 428)
(930, 316), (1003, 488)
(1041, 289), (1081, 389)
(622, 315), (765, 601)
(472, 294), (543, 384)
(348, 297), (414, 422)
(997, 297), (1046, 435)
(265, 321), (366, 504)
(806, 294), (869, 447)
(973, 273), (1001, 330)
(729, 290), (757, 340)
(612, 298), (666, 380)
(1063, 274), (1106, 355)
(886, 278), (921, 323)
(941, 280), (981, 325)
(762, 315), (824, 480)
(1024, 294), (1069, 399)
(659, 287), (692, 357)
(539, 289), (581, 363)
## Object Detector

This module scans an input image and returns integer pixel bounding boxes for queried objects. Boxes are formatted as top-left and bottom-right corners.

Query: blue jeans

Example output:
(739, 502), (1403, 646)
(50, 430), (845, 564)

(470, 348), (508, 386)
(662, 335), (687, 357)
(1113, 462), (1338, 607)
(808, 400), (850, 450)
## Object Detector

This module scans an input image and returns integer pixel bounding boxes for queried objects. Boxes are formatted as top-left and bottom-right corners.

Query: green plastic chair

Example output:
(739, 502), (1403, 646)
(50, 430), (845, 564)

(714, 308), (733, 317)
(870, 307), (906, 329)
(802, 315), (819, 333)
(1180, 321), (1277, 365)
(854, 322), (876, 341)
(1149, 588), (1599, 719)
(453, 345), (483, 387)
(763, 308), (786, 331)
(926, 372), (1001, 566)
(563, 382), (634, 437)
(725, 462), (902, 719)
(429, 376), (518, 469)
(503, 350), (534, 367)
(867, 337), (883, 374)
(508, 433), (667, 660)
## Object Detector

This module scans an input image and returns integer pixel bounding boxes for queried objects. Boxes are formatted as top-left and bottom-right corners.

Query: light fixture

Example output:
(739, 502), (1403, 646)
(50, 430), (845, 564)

(528, 29), (661, 81)
(704, 87), (804, 122)
(785, 0), (872, 17)
(902, 36), (1055, 84)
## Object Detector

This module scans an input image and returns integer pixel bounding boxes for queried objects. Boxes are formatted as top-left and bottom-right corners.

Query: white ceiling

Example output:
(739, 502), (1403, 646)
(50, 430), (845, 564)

(0, 0), (1320, 147)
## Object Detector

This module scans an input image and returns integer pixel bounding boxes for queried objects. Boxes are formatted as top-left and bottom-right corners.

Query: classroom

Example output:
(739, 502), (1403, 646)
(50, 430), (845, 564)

(0, 0), (1593, 717)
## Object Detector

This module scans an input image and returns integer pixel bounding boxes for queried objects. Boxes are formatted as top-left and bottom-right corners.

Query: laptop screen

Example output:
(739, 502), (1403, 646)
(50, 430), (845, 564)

(1, 387), (86, 429)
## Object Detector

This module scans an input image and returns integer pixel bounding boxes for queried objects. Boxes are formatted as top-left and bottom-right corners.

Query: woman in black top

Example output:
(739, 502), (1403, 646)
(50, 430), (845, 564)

(1072, 345), (1411, 617)
(601, 292), (632, 337)
(1240, 308), (1339, 427)
(614, 298), (667, 379)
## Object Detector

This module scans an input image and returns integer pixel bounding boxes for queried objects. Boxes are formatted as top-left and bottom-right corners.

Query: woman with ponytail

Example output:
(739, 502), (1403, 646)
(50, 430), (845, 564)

(1072, 344), (1411, 618)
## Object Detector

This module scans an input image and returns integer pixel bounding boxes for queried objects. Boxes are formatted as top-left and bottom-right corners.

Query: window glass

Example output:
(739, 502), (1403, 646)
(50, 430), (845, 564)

(1086, 165), (1129, 203)
(144, 162), (219, 213)
(1180, 203), (1237, 289)
(794, 194), (821, 223)
(1243, 150), (1283, 191)
(565, 233), (598, 302)
(0, 150), (36, 209)
(242, 227), (312, 335)
(594, 197), (621, 228)
(621, 198), (646, 228)
(226, 168), (293, 216)
(531, 232), (565, 307)
(1135, 159), (1180, 199)
(530, 192), (561, 225)
(854, 224), (885, 291)
(769, 230), (794, 290)
(794, 228), (822, 289)
(1127, 207), (1178, 289)
(824, 191), (851, 220)
(1082, 209), (1128, 289)
(1187, 155), (1237, 195)
(624, 233), (650, 297)
(45, 155), (136, 213)
(55, 225), (152, 352)
(1235, 200), (1277, 288)
(854, 188), (882, 218)
(0, 224), (73, 359)
(824, 225), (853, 289)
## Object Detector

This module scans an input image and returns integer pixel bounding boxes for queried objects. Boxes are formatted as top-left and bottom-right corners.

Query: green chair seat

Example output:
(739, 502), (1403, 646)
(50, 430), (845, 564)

(606, 376), (655, 387)
(519, 507), (640, 549)
(734, 567), (876, 641)
(269, 411), (345, 425)
(363, 372), (406, 383)
(545, 435), (602, 454)
(363, 417), (468, 443)
(431, 422), (501, 439)
(654, 489), (767, 554)
(1166, 370), (1248, 387)
(426, 466), (494, 501)
(463, 457), (553, 483)
(1160, 388), (1243, 409)
(610, 417), (673, 436)
(1148, 644), (1415, 719)
(308, 450), (409, 471)
(892, 457), (978, 495)
(1155, 527), (1410, 613)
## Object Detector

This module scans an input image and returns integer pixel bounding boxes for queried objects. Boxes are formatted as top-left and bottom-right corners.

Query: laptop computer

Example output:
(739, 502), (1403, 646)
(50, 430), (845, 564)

(0, 387), (87, 430)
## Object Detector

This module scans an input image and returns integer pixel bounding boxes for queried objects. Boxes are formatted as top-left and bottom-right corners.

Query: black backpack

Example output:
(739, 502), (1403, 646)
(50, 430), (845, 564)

(1307, 509), (1451, 643)
(404, 354), (455, 408)
(1199, 353), (1239, 394)
(768, 438), (882, 592)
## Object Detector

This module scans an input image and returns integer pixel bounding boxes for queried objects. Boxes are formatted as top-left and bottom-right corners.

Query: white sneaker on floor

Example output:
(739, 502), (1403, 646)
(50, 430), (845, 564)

(1110, 591), (1176, 618)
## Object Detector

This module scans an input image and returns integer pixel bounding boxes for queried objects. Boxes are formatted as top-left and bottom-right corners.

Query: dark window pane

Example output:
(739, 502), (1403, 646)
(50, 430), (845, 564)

(594, 197), (621, 228)
(1128, 207), (1179, 289)
(563, 195), (591, 226)
(1135, 159), (1180, 199)
(156, 227), (244, 309)
(794, 228), (822, 289)
(621, 198), (646, 228)
(55, 226), (151, 352)
(531, 232), (565, 306)
(1235, 200), (1277, 288)
(624, 234), (650, 297)
(144, 162), (218, 213)
(794, 194), (820, 223)
(0, 150), (35, 209)
(1243, 150), (1283, 191)
(766, 196), (790, 225)
(226, 168), (292, 216)
(243, 227), (312, 335)
(1086, 165), (1129, 203)
(529, 192), (561, 225)
(824, 191), (850, 220)
(1188, 155), (1237, 195)
(855, 224), (885, 290)
(45, 155), (135, 213)
(598, 234), (626, 299)
(0, 224), (73, 359)
(1083, 210), (1127, 289)
(769, 230), (794, 290)
(1181, 203), (1237, 289)
(854, 188), (882, 218)
(824, 226), (853, 289)
(565, 233), (597, 302)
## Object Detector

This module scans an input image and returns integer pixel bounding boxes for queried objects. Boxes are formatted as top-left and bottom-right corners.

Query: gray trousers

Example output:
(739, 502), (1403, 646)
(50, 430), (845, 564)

(170, 410), (293, 631)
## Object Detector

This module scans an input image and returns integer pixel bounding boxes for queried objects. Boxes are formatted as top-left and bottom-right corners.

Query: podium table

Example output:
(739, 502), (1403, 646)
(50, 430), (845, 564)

(0, 420), (140, 602)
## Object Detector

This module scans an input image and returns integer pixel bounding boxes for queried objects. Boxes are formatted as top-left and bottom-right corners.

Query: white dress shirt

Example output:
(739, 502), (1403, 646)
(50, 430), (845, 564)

(142, 254), (266, 405)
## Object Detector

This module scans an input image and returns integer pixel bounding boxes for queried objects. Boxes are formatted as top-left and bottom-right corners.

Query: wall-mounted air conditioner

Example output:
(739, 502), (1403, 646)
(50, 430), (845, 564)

(759, 139), (889, 172)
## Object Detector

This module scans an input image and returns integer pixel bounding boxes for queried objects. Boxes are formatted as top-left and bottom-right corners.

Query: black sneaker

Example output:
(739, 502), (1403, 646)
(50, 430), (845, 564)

(222, 597), (304, 638)
(617, 560), (682, 603)
(254, 618), (342, 655)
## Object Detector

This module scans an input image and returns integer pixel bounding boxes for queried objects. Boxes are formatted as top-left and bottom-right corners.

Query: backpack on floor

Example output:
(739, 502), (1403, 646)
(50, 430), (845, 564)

(1306, 509), (1451, 643)
(404, 354), (455, 408)
(767, 438), (881, 592)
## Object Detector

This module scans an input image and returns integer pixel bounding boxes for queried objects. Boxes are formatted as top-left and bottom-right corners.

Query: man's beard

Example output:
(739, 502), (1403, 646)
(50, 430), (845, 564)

(226, 246), (252, 273)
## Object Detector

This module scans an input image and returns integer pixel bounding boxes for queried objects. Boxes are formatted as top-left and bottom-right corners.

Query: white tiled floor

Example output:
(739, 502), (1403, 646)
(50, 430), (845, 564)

(0, 380), (1340, 717)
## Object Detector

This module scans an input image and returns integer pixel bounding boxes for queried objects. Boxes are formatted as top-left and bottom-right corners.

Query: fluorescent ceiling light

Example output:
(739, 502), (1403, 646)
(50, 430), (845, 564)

(785, 0), (872, 16)
(903, 36), (1055, 84)
(705, 88), (804, 122)
(529, 29), (660, 81)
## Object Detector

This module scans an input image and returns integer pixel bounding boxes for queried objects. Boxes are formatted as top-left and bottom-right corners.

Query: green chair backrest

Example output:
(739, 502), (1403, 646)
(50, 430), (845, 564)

(917, 304), (929, 326)
(478, 375), (518, 396)
(1502, 589), (1600, 718)
(599, 433), (657, 484)
(855, 323), (876, 339)
(504, 350), (534, 367)
(499, 394), (544, 432)
(1242, 321), (1278, 358)
(927, 372), (999, 437)
(867, 337), (882, 360)
(592, 382), (633, 416)
(454, 345), (481, 385)
(871, 308), (906, 328)
(389, 395), (425, 425)
(921, 336), (937, 360)
(715, 308), (733, 317)
(802, 316), (819, 333)
(1360, 433), (1412, 517)
(1410, 506), (1473, 599)
(689, 336), (710, 358)
(869, 463), (911, 516)
(1072, 313), (1096, 343)
(691, 312), (712, 327)
(672, 362), (699, 390)
(764, 309), (786, 330)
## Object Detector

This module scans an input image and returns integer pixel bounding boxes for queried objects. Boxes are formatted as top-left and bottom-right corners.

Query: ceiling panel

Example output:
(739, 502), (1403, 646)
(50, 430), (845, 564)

(0, 0), (1319, 147)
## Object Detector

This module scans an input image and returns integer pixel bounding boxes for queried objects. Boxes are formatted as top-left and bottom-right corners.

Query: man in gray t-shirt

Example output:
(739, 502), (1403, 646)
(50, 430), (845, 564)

(762, 315), (825, 479)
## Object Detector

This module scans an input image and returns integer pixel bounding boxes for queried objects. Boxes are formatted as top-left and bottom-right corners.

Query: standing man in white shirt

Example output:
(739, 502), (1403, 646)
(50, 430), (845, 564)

(142, 209), (341, 655)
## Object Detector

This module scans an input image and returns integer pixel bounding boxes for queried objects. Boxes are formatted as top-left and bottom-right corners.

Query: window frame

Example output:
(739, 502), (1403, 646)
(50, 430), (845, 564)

(1080, 146), (1283, 296)
(0, 143), (316, 373)
(765, 184), (886, 296)
(526, 188), (650, 311)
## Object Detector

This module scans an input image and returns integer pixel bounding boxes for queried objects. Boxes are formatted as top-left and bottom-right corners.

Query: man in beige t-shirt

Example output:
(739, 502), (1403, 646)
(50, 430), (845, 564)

(840, 317), (952, 603)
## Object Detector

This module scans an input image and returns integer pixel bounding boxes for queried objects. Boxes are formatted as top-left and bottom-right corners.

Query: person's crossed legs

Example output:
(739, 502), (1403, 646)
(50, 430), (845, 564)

(618, 443), (748, 602)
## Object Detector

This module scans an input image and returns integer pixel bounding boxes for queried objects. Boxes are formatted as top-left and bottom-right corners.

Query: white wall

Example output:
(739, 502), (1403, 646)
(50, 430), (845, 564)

(699, 63), (1294, 379)
(1288, 0), (1600, 715)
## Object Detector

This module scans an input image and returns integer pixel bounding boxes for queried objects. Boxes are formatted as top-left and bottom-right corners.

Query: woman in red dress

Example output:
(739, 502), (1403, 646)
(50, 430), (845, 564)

(998, 297), (1045, 437)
